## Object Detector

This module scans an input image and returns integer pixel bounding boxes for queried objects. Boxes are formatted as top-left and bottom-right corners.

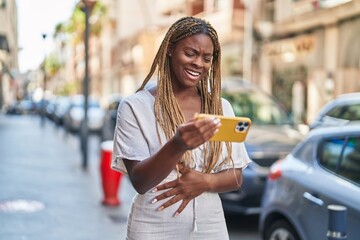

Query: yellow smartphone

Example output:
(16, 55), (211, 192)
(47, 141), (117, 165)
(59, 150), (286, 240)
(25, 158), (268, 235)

(195, 113), (252, 142)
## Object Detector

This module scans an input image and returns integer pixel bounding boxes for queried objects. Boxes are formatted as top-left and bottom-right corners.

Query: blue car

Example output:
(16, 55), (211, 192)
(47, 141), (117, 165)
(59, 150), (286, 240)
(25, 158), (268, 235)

(260, 123), (360, 240)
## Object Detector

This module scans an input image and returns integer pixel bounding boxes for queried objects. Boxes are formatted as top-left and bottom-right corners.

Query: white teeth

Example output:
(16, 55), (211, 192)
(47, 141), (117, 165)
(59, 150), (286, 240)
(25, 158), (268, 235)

(186, 69), (200, 76)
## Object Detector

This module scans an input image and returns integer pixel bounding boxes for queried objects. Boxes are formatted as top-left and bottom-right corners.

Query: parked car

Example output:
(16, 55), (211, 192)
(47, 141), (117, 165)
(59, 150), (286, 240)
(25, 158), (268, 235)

(63, 95), (105, 133)
(15, 99), (37, 115)
(101, 94), (123, 141)
(260, 123), (360, 240)
(310, 92), (360, 130)
(52, 96), (71, 125)
(219, 78), (305, 215)
(45, 97), (57, 121)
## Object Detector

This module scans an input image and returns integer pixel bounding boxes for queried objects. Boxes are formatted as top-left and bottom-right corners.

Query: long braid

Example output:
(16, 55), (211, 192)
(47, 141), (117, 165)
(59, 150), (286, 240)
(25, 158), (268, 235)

(138, 17), (232, 173)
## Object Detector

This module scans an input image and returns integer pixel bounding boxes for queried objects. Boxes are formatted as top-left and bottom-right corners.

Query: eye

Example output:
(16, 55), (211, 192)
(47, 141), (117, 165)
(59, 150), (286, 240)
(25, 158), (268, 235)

(184, 51), (195, 57)
(204, 57), (212, 63)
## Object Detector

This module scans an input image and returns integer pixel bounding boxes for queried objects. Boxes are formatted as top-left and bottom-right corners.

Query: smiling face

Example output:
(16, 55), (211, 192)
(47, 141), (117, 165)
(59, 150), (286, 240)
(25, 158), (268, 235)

(168, 33), (214, 92)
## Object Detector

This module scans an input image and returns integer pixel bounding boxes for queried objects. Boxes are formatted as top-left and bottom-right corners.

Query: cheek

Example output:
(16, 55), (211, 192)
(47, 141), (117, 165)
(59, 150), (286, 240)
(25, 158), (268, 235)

(170, 55), (188, 72)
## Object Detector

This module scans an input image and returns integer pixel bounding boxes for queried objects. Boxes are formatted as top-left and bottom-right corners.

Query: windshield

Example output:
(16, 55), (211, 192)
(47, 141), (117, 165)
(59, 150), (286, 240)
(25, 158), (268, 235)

(326, 103), (360, 121)
(222, 90), (291, 125)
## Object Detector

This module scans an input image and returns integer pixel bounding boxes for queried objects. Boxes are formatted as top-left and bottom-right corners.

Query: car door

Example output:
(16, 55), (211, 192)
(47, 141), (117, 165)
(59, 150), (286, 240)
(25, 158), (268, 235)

(298, 134), (360, 240)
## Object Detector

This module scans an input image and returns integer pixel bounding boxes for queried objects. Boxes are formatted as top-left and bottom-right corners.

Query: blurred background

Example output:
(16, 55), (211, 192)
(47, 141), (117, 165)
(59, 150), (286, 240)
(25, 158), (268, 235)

(2, 0), (359, 124)
(1, 1), (360, 240)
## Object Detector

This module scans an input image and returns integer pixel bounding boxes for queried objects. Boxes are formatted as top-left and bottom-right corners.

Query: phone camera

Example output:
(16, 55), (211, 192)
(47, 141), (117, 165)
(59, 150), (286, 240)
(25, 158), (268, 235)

(236, 121), (248, 132)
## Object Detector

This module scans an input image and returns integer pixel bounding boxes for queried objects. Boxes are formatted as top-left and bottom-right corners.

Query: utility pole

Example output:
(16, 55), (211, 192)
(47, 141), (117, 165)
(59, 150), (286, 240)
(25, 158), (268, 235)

(80, 0), (96, 170)
(41, 33), (47, 127)
(243, 0), (254, 82)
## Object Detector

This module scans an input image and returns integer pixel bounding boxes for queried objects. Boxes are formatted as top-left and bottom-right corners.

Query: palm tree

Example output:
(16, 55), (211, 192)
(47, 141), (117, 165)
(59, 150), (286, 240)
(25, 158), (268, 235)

(66, 2), (106, 45)
(49, 1), (106, 94)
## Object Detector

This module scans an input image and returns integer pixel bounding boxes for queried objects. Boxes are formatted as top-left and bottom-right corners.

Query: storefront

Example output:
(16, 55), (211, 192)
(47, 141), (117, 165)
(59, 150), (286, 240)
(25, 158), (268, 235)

(257, 0), (360, 124)
(261, 34), (320, 124)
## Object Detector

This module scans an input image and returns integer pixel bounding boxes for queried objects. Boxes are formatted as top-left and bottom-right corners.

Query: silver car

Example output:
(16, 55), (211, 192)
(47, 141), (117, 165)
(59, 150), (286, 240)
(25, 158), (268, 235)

(310, 92), (360, 130)
(63, 95), (105, 133)
(260, 123), (360, 240)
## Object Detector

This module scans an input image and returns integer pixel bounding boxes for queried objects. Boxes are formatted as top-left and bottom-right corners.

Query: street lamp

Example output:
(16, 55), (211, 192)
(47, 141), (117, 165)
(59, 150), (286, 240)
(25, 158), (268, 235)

(242, 0), (254, 82)
(79, 0), (96, 169)
(41, 33), (47, 127)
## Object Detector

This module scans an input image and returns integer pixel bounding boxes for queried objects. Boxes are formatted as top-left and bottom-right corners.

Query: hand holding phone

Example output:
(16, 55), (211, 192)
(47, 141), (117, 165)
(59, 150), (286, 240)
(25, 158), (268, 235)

(195, 113), (251, 142)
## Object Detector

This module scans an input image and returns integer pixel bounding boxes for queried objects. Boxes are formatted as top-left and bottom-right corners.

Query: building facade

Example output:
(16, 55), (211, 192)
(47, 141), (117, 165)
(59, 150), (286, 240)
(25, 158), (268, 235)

(0, 0), (18, 108)
(256, 0), (360, 123)
(45, 0), (360, 124)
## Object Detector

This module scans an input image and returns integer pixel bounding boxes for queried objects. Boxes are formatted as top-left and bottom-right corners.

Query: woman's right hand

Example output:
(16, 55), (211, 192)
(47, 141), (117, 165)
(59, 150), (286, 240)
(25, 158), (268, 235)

(172, 116), (221, 150)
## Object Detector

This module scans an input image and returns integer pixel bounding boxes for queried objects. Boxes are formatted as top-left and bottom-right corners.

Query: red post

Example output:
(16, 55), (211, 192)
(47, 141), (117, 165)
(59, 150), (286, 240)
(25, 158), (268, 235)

(100, 140), (122, 206)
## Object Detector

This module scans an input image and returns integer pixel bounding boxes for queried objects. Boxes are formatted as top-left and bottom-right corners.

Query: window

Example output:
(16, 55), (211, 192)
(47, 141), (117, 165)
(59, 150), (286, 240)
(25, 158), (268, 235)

(319, 136), (360, 185)
(0, 0), (6, 8)
(222, 90), (291, 125)
(293, 140), (314, 163)
(264, 0), (275, 22)
(319, 137), (344, 172)
(338, 137), (360, 184)
(326, 103), (360, 121)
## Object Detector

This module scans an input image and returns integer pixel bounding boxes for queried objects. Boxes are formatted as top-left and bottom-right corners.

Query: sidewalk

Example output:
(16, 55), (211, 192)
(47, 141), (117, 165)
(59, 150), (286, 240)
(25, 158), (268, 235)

(0, 114), (136, 240)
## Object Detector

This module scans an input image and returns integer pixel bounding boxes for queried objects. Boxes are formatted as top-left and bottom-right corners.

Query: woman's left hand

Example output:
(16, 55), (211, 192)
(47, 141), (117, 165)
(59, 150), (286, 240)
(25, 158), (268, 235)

(152, 164), (210, 216)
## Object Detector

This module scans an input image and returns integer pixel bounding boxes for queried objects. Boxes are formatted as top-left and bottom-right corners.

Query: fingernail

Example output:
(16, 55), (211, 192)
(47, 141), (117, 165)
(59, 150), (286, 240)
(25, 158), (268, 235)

(152, 188), (158, 193)
(214, 129), (219, 134)
(158, 206), (164, 211)
(174, 212), (179, 217)
(213, 118), (220, 125)
(151, 198), (157, 204)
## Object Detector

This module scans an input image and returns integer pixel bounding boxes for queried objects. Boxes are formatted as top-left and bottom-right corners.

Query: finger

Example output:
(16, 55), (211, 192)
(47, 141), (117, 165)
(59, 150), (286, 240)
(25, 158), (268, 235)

(154, 180), (177, 191)
(174, 199), (191, 217)
(153, 188), (178, 202)
(185, 119), (219, 140)
(195, 118), (221, 136)
(158, 195), (182, 211)
(184, 125), (220, 147)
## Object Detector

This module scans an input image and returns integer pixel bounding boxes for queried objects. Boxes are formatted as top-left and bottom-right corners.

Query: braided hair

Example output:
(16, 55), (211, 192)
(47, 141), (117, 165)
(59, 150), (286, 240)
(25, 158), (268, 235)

(137, 16), (232, 173)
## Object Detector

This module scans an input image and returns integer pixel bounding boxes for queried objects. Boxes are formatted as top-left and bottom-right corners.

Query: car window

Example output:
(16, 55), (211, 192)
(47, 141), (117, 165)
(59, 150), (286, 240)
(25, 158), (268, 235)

(319, 137), (344, 172)
(222, 90), (290, 125)
(338, 137), (360, 184)
(326, 103), (360, 121)
(292, 140), (314, 163)
(319, 136), (360, 185)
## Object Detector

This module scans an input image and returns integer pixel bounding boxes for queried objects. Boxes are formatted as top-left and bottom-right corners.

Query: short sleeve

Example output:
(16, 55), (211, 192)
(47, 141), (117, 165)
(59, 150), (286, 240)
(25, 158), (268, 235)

(111, 98), (150, 175)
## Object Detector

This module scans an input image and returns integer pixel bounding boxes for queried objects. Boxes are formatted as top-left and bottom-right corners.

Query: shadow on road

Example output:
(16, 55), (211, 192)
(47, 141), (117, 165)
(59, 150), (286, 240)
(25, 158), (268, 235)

(225, 213), (261, 240)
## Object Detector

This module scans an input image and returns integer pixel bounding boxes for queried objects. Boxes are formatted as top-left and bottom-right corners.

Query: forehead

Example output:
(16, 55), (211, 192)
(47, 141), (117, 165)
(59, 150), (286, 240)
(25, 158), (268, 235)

(174, 33), (214, 53)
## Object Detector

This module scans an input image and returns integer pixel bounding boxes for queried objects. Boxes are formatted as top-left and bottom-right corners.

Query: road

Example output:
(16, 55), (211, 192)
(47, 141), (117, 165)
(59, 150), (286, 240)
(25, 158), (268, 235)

(0, 114), (260, 239)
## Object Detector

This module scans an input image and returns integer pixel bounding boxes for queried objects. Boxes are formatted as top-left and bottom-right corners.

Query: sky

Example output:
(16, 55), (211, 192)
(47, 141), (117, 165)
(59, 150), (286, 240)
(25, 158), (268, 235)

(17, 0), (78, 73)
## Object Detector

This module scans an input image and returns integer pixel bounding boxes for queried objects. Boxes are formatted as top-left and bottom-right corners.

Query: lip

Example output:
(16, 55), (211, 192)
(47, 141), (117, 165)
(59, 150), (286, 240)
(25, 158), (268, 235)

(184, 68), (202, 80)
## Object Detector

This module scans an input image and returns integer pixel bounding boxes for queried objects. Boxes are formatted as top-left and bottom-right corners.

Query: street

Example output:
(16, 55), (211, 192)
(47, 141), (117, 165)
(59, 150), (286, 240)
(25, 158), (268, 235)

(0, 114), (260, 240)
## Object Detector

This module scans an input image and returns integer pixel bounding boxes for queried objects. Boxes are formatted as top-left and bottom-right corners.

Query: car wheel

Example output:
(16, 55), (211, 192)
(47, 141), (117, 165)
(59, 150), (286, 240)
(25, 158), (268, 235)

(264, 220), (300, 240)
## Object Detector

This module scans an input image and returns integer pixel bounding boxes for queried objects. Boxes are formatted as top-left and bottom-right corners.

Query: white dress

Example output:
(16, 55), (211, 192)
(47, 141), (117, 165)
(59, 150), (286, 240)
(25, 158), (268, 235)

(112, 89), (251, 240)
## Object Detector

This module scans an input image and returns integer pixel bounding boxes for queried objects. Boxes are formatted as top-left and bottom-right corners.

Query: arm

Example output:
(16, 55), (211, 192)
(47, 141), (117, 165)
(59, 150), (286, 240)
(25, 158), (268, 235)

(123, 117), (221, 194)
(152, 165), (242, 215)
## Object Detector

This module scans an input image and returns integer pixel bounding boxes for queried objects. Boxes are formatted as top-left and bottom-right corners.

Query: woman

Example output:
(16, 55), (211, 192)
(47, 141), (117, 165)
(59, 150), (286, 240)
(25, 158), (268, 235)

(112, 16), (251, 239)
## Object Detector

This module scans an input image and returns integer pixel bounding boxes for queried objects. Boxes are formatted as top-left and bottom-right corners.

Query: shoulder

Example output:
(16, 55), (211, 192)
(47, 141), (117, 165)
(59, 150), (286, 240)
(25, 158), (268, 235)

(221, 97), (232, 109)
(121, 89), (154, 107)
(221, 98), (234, 115)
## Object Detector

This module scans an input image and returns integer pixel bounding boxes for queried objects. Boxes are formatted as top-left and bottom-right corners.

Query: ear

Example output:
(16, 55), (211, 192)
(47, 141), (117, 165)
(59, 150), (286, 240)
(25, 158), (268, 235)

(167, 43), (174, 57)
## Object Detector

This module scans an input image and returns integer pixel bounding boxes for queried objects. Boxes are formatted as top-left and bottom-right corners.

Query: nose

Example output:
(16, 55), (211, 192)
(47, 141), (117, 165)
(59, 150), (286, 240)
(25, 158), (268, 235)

(192, 56), (204, 68)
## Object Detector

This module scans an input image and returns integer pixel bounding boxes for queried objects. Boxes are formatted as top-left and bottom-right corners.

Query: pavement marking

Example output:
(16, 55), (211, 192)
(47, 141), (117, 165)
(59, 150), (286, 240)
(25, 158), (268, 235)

(0, 199), (45, 213)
